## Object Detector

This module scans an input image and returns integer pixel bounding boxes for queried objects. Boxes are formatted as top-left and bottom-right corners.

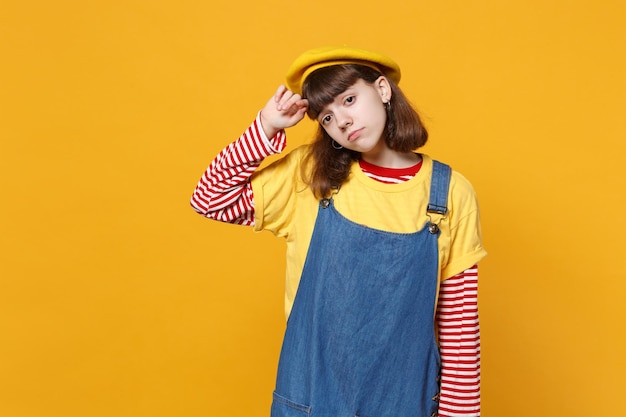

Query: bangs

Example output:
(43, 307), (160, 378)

(302, 64), (382, 119)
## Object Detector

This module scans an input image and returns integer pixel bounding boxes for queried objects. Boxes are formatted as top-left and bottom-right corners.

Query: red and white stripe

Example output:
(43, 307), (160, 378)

(437, 266), (481, 416)
(190, 114), (286, 225)
(359, 159), (423, 184)
(191, 118), (481, 416)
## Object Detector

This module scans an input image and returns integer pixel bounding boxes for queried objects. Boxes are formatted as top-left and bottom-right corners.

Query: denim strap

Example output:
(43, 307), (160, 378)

(427, 161), (451, 215)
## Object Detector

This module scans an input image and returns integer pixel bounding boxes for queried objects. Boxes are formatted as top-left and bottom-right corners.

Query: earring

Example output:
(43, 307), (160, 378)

(384, 100), (391, 111)
(331, 139), (343, 150)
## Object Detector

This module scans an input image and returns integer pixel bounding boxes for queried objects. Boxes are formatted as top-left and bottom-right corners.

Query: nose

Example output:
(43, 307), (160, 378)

(336, 111), (352, 130)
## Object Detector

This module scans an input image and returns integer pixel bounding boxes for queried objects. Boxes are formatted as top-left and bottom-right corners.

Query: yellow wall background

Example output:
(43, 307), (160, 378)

(1, 0), (625, 416)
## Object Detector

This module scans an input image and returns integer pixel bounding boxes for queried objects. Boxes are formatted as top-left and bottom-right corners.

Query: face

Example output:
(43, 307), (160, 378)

(317, 77), (391, 156)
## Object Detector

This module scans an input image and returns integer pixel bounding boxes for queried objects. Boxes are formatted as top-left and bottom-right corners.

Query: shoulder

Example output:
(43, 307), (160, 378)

(447, 170), (482, 237)
(450, 169), (478, 201)
(250, 145), (315, 207)
(424, 156), (477, 197)
(251, 144), (312, 180)
(422, 155), (481, 219)
(249, 144), (318, 236)
(265, 144), (311, 169)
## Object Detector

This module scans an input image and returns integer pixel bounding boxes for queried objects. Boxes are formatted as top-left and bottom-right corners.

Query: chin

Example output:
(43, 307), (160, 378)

(351, 142), (379, 154)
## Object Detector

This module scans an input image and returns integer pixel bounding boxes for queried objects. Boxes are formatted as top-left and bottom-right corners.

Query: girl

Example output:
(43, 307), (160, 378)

(191, 46), (487, 417)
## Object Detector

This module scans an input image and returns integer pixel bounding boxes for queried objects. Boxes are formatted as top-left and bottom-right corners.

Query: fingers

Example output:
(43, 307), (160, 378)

(273, 85), (287, 102)
(279, 96), (308, 114)
(260, 86), (308, 134)
(273, 85), (306, 112)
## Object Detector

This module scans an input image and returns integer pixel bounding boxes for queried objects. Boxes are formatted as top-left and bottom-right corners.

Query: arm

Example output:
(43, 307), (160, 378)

(190, 115), (286, 225)
(190, 85), (308, 225)
(436, 265), (481, 417)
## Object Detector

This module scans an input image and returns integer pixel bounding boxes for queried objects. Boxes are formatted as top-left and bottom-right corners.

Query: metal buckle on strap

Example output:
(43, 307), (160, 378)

(426, 161), (450, 235)
(426, 211), (447, 235)
(427, 203), (448, 215)
(320, 185), (341, 209)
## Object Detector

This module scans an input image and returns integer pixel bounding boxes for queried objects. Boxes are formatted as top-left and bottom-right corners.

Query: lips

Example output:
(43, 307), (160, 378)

(348, 128), (363, 142)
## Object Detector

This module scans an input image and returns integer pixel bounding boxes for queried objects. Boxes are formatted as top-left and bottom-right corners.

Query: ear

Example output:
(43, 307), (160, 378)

(374, 76), (392, 103)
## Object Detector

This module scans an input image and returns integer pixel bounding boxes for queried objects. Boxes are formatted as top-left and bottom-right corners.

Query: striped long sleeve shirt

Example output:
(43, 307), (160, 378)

(191, 115), (481, 416)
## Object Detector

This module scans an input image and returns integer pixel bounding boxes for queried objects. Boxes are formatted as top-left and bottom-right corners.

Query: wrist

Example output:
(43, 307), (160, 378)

(259, 110), (279, 139)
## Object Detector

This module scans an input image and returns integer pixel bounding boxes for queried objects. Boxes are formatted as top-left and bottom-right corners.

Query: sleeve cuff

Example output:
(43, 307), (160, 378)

(256, 112), (287, 154)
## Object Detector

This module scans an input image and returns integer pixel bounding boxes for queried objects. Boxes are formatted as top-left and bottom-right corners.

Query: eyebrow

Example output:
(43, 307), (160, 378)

(319, 85), (359, 114)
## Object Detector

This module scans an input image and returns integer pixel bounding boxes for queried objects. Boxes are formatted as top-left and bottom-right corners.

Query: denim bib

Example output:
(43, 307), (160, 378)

(271, 161), (451, 417)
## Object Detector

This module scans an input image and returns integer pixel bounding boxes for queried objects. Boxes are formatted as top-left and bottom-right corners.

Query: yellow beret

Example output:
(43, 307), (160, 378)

(285, 46), (401, 94)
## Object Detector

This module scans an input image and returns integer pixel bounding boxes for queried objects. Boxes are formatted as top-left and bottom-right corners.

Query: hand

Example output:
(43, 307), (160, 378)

(259, 85), (308, 138)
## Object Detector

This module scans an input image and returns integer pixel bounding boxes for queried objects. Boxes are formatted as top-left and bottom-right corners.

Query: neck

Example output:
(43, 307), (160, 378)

(361, 149), (421, 168)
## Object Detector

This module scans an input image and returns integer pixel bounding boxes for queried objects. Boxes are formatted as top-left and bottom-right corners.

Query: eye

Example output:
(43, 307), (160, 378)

(321, 114), (333, 125)
(345, 96), (355, 105)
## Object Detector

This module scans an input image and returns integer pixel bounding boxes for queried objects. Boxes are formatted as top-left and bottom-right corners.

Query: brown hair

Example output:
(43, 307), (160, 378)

(301, 64), (428, 199)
